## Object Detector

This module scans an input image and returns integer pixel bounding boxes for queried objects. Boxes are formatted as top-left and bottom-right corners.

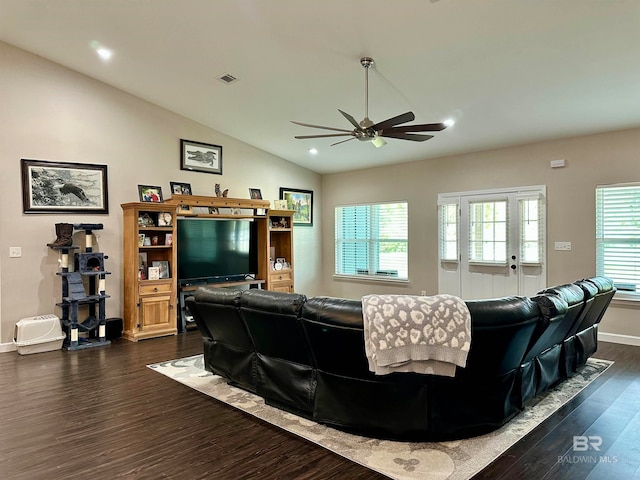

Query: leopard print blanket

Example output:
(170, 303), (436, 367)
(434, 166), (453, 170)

(362, 294), (471, 377)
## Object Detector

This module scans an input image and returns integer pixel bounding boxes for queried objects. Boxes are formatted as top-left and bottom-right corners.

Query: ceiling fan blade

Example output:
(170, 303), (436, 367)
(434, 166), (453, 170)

(338, 109), (362, 130)
(295, 133), (353, 139)
(371, 111), (415, 131)
(330, 137), (357, 147)
(291, 121), (353, 133)
(384, 122), (447, 133)
(380, 132), (434, 142)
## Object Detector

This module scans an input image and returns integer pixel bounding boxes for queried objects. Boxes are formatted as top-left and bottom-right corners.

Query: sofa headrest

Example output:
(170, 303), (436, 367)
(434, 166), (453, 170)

(539, 283), (585, 306)
(574, 279), (599, 298)
(238, 289), (307, 315)
(193, 287), (242, 306)
(465, 296), (539, 327)
(578, 276), (615, 293)
(301, 296), (363, 328)
(530, 293), (569, 323)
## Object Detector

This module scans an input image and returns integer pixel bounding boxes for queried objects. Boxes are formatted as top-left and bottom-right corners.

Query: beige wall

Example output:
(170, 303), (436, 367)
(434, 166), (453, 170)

(321, 127), (640, 341)
(0, 42), (321, 348)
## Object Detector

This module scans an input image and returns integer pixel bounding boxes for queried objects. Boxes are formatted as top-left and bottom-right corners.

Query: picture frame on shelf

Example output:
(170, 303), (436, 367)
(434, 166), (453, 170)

(157, 211), (173, 226)
(138, 212), (154, 227)
(152, 261), (170, 279)
(138, 185), (163, 203)
(21, 159), (109, 214)
(208, 207), (219, 215)
(279, 187), (313, 226)
(147, 266), (160, 281)
(138, 234), (145, 247)
(178, 204), (193, 215)
(273, 200), (287, 210)
(249, 188), (262, 199)
(180, 139), (222, 175)
(170, 181), (192, 195)
(165, 233), (173, 246)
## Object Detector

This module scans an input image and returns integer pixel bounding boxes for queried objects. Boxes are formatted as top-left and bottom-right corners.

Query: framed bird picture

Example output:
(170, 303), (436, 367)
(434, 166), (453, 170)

(21, 159), (109, 214)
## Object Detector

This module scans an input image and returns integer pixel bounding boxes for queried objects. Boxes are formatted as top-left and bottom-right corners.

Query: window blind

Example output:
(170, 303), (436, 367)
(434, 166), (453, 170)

(335, 202), (408, 279)
(596, 184), (640, 294)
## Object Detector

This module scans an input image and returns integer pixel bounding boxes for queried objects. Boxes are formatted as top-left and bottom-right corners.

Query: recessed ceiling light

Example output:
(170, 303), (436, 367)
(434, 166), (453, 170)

(308, 148), (318, 155)
(444, 118), (455, 127)
(96, 48), (113, 61)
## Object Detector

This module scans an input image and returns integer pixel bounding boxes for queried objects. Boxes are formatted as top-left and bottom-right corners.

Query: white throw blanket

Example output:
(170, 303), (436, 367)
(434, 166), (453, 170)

(362, 294), (471, 377)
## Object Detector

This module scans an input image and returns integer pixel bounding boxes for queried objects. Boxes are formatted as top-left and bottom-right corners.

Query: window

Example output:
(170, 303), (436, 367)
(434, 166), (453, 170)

(596, 183), (640, 296)
(520, 197), (542, 264)
(335, 202), (408, 280)
(468, 200), (507, 264)
(439, 203), (458, 261)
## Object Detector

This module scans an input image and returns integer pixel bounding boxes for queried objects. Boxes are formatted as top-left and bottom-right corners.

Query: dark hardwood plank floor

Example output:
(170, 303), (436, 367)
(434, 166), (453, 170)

(0, 333), (638, 479)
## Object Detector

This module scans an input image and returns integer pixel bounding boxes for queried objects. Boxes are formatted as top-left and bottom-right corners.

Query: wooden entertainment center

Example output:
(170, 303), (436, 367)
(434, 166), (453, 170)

(121, 195), (295, 341)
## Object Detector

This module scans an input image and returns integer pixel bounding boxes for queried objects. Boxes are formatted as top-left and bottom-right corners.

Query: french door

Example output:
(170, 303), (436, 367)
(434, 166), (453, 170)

(438, 186), (546, 300)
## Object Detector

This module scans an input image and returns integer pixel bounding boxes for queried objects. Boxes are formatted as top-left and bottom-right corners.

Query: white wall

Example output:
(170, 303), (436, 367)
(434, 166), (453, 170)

(321, 127), (640, 341)
(0, 42), (321, 349)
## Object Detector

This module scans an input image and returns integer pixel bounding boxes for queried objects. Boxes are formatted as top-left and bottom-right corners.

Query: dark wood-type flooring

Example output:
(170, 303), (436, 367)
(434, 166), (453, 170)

(1, 332), (638, 479)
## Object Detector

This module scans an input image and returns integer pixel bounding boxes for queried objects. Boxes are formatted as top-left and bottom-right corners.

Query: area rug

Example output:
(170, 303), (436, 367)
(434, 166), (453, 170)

(148, 356), (612, 480)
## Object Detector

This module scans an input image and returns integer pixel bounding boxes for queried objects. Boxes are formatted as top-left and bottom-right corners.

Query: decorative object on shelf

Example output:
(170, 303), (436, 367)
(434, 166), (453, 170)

(178, 204), (193, 215)
(138, 212), (154, 226)
(208, 207), (219, 214)
(21, 159), (109, 214)
(157, 211), (173, 226)
(249, 188), (262, 199)
(273, 200), (287, 210)
(231, 208), (242, 215)
(148, 266), (160, 280)
(180, 139), (222, 175)
(170, 181), (192, 195)
(138, 185), (163, 203)
(165, 233), (173, 246)
(152, 260), (170, 279)
(143, 236), (152, 246)
(280, 187), (313, 226)
(215, 183), (229, 197)
(46, 223), (74, 248)
(138, 234), (145, 247)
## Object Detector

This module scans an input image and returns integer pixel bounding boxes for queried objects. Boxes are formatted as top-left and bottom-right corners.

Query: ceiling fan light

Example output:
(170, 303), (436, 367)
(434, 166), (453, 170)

(371, 136), (387, 148)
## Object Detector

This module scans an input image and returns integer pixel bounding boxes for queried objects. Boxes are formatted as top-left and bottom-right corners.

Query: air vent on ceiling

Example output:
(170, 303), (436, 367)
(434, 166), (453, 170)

(217, 73), (238, 84)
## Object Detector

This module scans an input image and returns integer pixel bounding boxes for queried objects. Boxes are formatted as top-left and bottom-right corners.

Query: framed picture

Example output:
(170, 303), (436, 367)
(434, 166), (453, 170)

(147, 266), (160, 281)
(249, 188), (262, 199)
(280, 187), (313, 226)
(178, 204), (193, 215)
(165, 233), (173, 246)
(138, 234), (145, 247)
(138, 185), (163, 203)
(170, 181), (192, 195)
(273, 200), (287, 210)
(21, 159), (109, 214)
(180, 139), (222, 175)
(157, 212), (173, 226)
(152, 260), (170, 279)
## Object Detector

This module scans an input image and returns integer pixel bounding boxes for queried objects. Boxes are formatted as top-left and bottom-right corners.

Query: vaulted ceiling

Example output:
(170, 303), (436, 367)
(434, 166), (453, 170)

(2, 1), (640, 173)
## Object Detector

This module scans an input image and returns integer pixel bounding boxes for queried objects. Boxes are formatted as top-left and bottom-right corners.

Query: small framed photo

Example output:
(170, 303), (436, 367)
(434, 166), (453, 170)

(273, 200), (288, 210)
(157, 212), (173, 226)
(180, 139), (222, 175)
(152, 260), (170, 279)
(165, 233), (173, 246)
(209, 207), (219, 215)
(170, 181), (192, 195)
(280, 187), (313, 226)
(138, 234), (145, 247)
(249, 188), (262, 199)
(147, 266), (160, 281)
(138, 185), (163, 203)
(178, 204), (193, 215)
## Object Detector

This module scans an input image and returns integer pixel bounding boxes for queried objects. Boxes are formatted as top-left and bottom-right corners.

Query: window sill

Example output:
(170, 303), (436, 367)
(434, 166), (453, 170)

(333, 274), (409, 285)
(611, 292), (640, 309)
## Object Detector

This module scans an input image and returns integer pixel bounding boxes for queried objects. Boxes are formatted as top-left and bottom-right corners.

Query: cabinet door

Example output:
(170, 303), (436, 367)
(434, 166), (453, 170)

(139, 294), (172, 331)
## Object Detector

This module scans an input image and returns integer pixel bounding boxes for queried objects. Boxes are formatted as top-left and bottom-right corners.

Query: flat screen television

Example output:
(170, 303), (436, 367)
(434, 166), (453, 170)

(176, 218), (257, 283)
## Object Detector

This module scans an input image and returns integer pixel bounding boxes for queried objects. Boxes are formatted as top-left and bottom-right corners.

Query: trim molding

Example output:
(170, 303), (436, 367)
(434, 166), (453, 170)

(598, 331), (640, 347)
(0, 342), (17, 353)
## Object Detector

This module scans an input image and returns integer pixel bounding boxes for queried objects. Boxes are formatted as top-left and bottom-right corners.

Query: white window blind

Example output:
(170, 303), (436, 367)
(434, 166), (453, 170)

(468, 200), (507, 264)
(596, 183), (640, 294)
(520, 197), (542, 264)
(439, 203), (458, 261)
(335, 202), (408, 280)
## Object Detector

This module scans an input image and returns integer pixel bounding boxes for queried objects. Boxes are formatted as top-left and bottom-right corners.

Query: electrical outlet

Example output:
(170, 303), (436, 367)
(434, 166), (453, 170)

(9, 247), (22, 258)
(554, 242), (572, 251)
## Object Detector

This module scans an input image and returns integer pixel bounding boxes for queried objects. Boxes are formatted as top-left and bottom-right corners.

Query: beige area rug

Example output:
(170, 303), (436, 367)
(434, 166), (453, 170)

(148, 356), (612, 480)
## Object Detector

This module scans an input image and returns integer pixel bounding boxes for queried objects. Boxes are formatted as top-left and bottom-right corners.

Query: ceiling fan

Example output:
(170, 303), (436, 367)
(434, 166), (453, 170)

(291, 57), (448, 148)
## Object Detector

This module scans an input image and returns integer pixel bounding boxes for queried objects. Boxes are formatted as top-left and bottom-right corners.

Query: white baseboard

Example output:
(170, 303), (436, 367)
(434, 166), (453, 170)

(0, 342), (17, 353)
(598, 331), (640, 347)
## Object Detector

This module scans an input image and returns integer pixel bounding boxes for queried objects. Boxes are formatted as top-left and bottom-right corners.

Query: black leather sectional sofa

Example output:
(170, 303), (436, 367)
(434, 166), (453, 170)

(186, 277), (615, 441)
